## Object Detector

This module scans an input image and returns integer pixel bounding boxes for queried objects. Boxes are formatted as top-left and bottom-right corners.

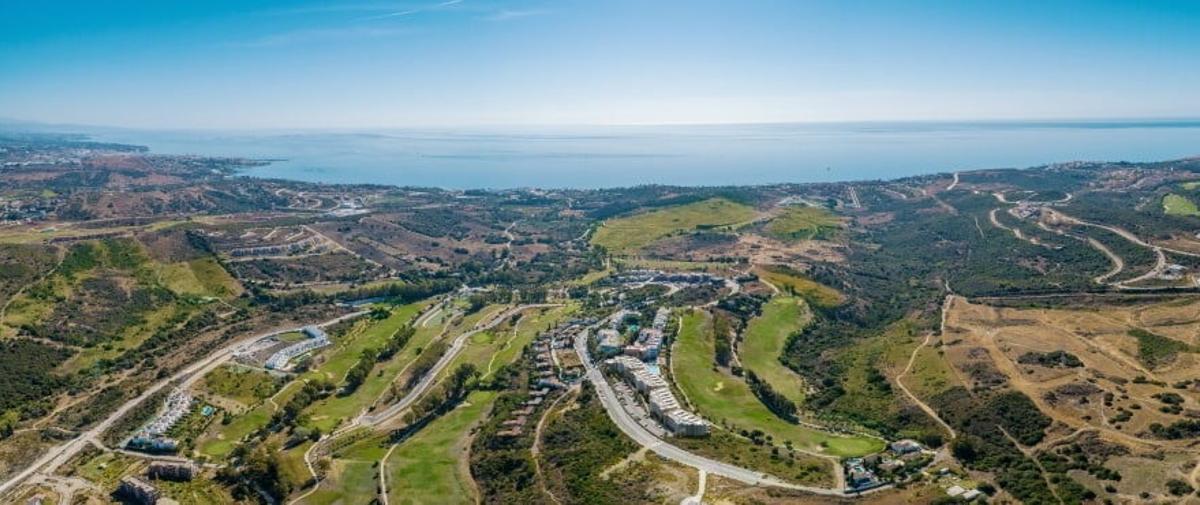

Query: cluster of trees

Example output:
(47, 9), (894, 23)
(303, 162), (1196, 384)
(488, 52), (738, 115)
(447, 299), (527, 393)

(713, 312), (734, 368)
(398, 363), (479, 428)
(1037, 443), (1123, 485)
(1149, 419), (1200, 439)
(228, 252), (384, 285)
(404, 341), (450, 390)
(271, 379), (336, 429)
(341, 322), (418, 394)
(715, 293), (766, 320)
(744, 370), (798, 423)
(0, 243), (58, 302)
(936, 389), (1074, 504)
(1129, 328), (1193, 369)
(336, 278), (459, 305)
(0, 340), (72, 431)
(378, 324), (416, 361)
(219, 442), (292, 501)
(1018, 350), (1083, 368)
(399, 208), (474, 239)
(537, 382), (653, 502)
(342, 348), (378, 394)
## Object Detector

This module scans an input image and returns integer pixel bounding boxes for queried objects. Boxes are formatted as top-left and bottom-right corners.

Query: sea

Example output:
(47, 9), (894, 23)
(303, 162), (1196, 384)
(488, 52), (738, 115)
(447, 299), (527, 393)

(83, 120), (1200, 190)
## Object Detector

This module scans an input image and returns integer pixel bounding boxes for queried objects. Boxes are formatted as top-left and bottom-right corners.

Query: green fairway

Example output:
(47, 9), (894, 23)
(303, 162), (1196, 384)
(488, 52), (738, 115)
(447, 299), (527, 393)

(1163, 193), (1200, 216)
(441, 304), (575, 383)
(591, 198), (757, 254)
(764, 206), (842, 241)
(755, 266), (843, 308)
(299, 301), (445, 432)
(303, 300), (432, 385)
(672, 309), (882, 458)
(739, 296), (810, 405)
(298, 301), (446, 431)
(384, 390), (497, 505)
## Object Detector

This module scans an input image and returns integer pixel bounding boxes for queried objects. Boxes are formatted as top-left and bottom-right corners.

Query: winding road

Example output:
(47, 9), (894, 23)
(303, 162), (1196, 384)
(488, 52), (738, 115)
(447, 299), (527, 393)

(572, 326), (878, 497)
(0, 310), (370, 499)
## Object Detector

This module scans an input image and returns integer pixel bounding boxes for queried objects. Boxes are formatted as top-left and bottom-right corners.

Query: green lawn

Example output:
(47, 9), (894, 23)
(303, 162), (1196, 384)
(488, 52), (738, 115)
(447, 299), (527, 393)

(158, 257), (243, 299)
(902, 343), (960, 400)
(739, 296), (810, 405)
(384, 390), (497, 505)
(200, 364), (280, 407)
(591, 198), (757, 254)
(1163, 193), (1200, 216)
(197, 396), (278, 459)
(672, 309), (881, 457)
(764, 206), (842, 241)
(302, 459), (379, 505)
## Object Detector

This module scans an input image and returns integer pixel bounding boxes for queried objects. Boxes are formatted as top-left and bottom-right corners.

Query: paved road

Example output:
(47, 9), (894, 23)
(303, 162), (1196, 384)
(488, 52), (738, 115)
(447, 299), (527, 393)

(0, 310), (369, 499)
(572, 328), (855, 497)
(360, 303), (562, 426)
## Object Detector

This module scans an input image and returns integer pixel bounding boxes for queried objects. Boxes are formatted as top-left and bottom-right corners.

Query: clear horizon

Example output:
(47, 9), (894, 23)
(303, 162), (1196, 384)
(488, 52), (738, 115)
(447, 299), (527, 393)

(4, 1), (1200, 129)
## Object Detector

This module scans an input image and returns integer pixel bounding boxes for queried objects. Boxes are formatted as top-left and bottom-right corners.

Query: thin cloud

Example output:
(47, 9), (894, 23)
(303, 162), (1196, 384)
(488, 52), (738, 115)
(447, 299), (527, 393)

(262, 3), (422, 16)
(486, 9), (548, 22)
(233, 26), (414, 48)
(357, 0), (464, 21)
(360, 9), (421, 20)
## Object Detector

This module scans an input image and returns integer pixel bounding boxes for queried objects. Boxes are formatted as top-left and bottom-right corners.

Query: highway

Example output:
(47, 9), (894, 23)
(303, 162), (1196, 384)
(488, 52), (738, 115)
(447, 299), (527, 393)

(0, 310), (369, 499)
(571, 328), (851, 497)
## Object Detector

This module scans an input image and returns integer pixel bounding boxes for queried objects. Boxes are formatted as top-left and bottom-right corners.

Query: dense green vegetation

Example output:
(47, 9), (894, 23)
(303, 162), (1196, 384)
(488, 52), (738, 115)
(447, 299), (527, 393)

(539, 383), (660, 504)
(1128, 328), (1193, 368)
(934, 389), (1070, 504)
(0, 340), (72, 433)
(1017, 350), (1083, 368)
(0, 243), (59, 303)
(1148, 419), (1200, 439)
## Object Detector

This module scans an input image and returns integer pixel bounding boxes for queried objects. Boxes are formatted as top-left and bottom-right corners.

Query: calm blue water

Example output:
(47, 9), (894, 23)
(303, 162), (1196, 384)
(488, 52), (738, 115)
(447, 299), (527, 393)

(86, 121), (1200, 189)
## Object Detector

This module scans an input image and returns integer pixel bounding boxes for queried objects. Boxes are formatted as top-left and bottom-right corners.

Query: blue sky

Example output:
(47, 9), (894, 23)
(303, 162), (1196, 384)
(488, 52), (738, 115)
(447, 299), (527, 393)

(3, 0), (1199, 129)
